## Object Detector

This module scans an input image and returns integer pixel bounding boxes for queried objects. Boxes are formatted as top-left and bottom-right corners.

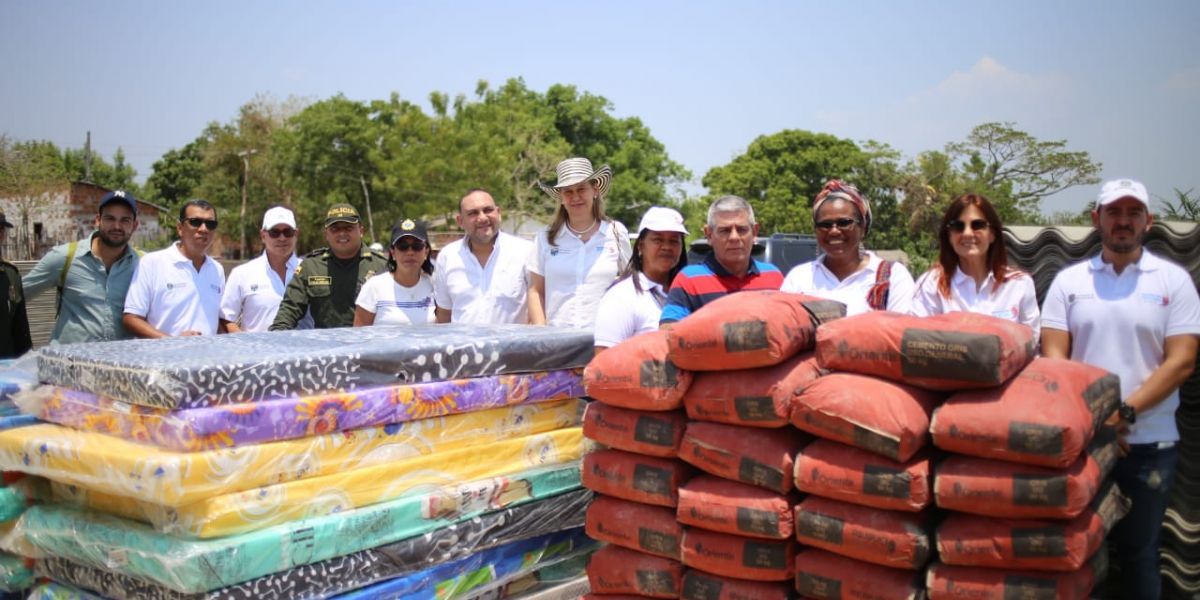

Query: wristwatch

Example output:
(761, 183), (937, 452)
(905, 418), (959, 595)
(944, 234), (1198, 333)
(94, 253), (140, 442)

(1118, 403), (1137, 424)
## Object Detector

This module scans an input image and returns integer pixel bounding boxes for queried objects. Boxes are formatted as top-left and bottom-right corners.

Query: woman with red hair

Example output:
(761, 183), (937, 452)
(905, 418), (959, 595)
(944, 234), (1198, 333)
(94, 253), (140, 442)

(911, 194), (1040, 338)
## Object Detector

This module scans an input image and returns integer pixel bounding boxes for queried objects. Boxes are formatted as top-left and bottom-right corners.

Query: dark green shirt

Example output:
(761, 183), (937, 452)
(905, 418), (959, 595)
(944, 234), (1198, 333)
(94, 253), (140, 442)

(1, 260), (32, 358)
(269, 245), (388, 330)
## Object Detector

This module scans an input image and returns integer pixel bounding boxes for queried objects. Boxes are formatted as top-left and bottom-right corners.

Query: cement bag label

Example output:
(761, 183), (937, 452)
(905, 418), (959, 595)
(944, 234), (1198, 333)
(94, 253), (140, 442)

(1011, 527), (1068, 557)
(900, 329), (1001, 383)
(640, 360), (679, 389)
(1007, 421), (1064, 456)
(863, 464), (911, 499)
(798, 573), (842, 599)
(723, 321), (769, 353)
(796, 510), (845, 544)
(682, 573), (723, 600)
(734, 396), (776, 421)
(639, 527), (680, 556)
(634, 415), (677, 447)
(1083, 374), (1120, 430)
(742, 540), (787, 570)
(1013, 474), (1068, 507)
(853, 424), (901, 459)
(736, 507), (781, 537)
(739, 457), (784, 491)
(633, 465), (672, 497)
(1003, 575), (1058, 599)
(637, 569), (678, 594)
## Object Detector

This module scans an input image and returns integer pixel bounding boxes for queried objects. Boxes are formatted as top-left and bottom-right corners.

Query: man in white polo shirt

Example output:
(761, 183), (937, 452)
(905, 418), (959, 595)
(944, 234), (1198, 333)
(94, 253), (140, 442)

(433, 188), (532, 324)
(220, 206), (311, 332)
(1041, 178), (1200, 600)
(123, 200), (226, 337)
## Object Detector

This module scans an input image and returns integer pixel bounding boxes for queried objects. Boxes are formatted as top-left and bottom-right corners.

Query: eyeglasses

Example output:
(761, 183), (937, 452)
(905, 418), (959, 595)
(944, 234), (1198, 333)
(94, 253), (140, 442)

(815, 218), (859, 231)
(183, 217), (219, 230)
(393, 240), (427, 252)
(266, 228), (296, 238)
(948, 219), (989, 233)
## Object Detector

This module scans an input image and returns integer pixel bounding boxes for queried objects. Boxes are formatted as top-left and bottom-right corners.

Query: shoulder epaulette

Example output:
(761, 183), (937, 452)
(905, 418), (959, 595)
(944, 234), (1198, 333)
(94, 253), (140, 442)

(306, 247), (329, 258)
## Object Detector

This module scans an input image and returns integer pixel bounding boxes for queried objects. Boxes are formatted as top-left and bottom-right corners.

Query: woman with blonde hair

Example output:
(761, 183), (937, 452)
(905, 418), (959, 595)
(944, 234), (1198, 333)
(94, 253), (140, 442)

(527, 158), (632, 330)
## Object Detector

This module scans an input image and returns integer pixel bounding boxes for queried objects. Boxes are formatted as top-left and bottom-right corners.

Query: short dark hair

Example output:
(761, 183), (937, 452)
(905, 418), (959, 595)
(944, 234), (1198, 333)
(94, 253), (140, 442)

(179, 199), (217, 222)
(458, 188), (493, 212)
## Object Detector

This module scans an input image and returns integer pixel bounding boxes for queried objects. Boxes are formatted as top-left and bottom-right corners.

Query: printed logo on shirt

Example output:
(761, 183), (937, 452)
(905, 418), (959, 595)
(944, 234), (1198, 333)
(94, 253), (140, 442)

(991, 307), (1017, 319)
(1067, 293), (1095, 303)
(249, 284), (259, 292)
(210, 284), (222, 294)
(165, 281), (190, 291)
(1140, 293), (1169, 306)
(550, 248), (559, 256)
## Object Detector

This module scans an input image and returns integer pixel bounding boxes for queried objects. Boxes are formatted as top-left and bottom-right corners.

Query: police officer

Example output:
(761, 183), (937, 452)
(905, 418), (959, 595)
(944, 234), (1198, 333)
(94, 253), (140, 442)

(0, 211), (32, 357)
(270, 203), (388, 330)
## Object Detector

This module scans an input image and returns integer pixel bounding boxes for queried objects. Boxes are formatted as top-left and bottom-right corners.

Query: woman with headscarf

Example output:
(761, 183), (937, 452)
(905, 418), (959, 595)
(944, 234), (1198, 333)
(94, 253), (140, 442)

(781, 179), (915, 315)
(911, 193), (1039, 337)
(593, 206), (689, 354)
(353, 218), (436, 326)
(527, 158), (632, 330)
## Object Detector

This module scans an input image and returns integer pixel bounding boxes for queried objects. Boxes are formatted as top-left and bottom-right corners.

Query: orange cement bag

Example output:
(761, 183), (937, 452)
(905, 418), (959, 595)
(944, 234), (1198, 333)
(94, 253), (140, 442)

(794, 439), (932, 512)
(794, 548), (924, 600)
(681, 570), (794, 600)
(814, 311), (1035, 391)
(587, 544), (684, 598)
(936, 482), (1128, 572)
(930, 357), (1120, 468)
(585, 330), (693, 411)
(587, 494), (683, 560)
(683, 352), (823, 428)
(681, 526), (796, 582)
(934, 427), (1119, 520)
(679, 421), (807, 494)
(676, 474), (795, 540)
(925, 547), (1107, 600)
(583, 449), (695, 507)
(583, 402), (688, 458)
(794, 495), (933, 570)
(667, 291), (845, 371)
(790, 372), (942, 462)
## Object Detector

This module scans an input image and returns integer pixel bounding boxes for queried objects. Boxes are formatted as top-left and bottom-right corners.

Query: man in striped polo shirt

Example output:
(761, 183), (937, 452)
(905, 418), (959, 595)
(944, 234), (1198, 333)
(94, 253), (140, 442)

(660, 195), (783, 326)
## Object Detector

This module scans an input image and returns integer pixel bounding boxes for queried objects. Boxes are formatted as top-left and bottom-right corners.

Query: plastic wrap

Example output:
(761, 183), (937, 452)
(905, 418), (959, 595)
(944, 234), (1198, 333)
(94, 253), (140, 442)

(481, 551), (591, 599)
(0, 476), (47, 523)
(51, 427), (584, 538)
(0, 357), (36, 405)
(0, 551), (33, 592)
(24, 463), (582, 594)
(0, 399), (578, 508)
(27, 582), (106, 600)
(331, 528), (594, 600)
(20, 369), (583, 451)
(37, 324), (594, 409)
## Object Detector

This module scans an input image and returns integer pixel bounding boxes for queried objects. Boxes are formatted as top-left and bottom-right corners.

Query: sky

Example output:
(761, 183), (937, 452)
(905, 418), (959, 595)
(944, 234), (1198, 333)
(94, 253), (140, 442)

(2, 1), (1198, 217)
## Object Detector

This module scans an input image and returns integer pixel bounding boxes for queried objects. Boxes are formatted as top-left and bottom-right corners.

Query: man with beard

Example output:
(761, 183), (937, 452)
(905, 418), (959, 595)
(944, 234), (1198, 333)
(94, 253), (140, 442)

(0, 211), (31, 357)
(124, 199), (225, 337)
(433, 189), (532, 324)
(1042, 178), (1200, 600)
(23, 190), (142, 344)
(220, 206), (311, 332)
(270, 203), (387, 330)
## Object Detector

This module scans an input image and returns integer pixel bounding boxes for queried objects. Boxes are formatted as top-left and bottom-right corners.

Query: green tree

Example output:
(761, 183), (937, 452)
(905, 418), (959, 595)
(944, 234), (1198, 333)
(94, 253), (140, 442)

(0, 137), (69, 258)
(144, 136), (209, 207)
(1158, 188), (1199, 222)
(62, 147), (139, 193)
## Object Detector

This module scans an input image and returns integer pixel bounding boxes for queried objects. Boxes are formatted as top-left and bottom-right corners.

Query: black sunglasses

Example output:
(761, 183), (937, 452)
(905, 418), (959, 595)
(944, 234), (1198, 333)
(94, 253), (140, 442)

(948, 219), (989, 233)
(815, 218), (859, 231)
(267, 228), (296, 239)
(393, 240), (427, 252)
(183, 217), (219, 230)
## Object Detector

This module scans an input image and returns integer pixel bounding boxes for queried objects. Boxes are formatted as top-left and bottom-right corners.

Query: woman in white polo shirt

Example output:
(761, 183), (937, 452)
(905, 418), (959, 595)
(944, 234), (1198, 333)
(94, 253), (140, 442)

(353, 218), (436, 326)
(527, 158), (632, 330)
(593, 207), (688, 354)
(911, 194), (1040, 338)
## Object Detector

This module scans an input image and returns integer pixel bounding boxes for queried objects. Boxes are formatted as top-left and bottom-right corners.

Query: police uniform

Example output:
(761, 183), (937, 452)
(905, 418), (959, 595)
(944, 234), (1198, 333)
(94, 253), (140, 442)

(269, 204), (388, 330)
(1, 209), (32, 357)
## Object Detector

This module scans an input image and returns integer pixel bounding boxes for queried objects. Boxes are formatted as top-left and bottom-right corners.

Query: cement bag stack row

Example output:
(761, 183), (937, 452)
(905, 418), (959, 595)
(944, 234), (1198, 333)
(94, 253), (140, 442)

(3, 324), (599, 600)
(926, 357), (1126, 600)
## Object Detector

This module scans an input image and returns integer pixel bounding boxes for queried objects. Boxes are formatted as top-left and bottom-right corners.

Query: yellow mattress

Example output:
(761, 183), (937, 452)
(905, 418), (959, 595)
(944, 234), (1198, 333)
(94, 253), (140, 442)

(59, 427), (584, 538)
(0, 399), (580, 507)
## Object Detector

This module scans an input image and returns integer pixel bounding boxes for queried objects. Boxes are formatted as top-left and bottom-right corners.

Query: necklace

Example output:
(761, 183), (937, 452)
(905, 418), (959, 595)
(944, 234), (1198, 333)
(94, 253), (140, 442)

(565, 219), (598, 236)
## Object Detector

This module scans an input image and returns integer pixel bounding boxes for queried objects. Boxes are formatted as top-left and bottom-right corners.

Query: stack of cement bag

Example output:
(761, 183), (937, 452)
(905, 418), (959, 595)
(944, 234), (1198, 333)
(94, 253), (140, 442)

(0, 324), (598, 599)
(926, 356), (1125, 599)
(581, 291), (844, 599)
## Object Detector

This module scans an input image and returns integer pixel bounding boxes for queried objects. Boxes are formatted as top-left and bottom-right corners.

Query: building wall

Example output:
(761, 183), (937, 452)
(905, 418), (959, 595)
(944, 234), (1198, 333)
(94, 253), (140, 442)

(0, 182), (163, 260)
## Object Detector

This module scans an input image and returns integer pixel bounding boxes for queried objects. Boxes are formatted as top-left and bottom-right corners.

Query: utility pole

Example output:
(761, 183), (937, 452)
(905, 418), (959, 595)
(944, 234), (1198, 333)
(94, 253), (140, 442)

(237, 149), (258, 259)
(83, 131), (93, 183)
(360, 175), (377, 244)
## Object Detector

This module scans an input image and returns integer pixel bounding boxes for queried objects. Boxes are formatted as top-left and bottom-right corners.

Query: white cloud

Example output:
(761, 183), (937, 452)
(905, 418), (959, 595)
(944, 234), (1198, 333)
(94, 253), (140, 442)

(1163, 67), (1200, 93)
(921, 56), (1071, 104)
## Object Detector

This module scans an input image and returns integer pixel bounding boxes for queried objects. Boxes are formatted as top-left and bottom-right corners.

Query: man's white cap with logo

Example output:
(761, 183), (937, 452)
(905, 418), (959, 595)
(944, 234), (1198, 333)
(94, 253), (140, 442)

(262, 206), (297, 230)
(1097, 179), (1149, 208)
(637, 206), (689, 236)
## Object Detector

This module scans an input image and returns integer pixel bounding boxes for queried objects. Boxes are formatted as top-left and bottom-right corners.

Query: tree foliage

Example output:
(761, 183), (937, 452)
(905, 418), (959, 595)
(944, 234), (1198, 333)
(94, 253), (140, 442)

(1158, 188), (1199, 222)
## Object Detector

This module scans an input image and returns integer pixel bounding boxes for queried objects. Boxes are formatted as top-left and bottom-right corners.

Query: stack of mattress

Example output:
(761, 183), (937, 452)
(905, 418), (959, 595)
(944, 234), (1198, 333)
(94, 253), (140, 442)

(0, 359), (45, 596)
(2, 324), (599, 599)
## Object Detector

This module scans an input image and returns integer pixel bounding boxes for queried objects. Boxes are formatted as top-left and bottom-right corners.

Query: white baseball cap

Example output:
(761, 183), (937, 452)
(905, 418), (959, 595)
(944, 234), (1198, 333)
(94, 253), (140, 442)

(1097, 179), (1149, 208)
(262, 206), (297, 230)
(637, 206), (688, 236)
